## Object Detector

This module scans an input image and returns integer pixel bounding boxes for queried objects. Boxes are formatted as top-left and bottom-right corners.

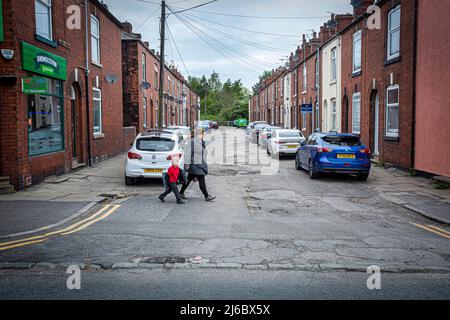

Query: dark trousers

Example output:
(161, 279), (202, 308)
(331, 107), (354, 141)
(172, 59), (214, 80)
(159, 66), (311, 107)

(160, 182), (182, 202)
(180, 174), (209, 198)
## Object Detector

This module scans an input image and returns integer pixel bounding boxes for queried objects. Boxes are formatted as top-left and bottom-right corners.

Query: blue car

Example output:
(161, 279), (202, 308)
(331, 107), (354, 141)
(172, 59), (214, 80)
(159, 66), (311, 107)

(295, 133), (371, 180)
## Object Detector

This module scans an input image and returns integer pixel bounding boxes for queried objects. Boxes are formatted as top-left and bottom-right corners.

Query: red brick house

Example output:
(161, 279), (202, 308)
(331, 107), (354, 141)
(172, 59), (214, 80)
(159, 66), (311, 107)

(0, 0), (131, 190)
(414, 0), (450, 177)
(121, 22), (198, 133)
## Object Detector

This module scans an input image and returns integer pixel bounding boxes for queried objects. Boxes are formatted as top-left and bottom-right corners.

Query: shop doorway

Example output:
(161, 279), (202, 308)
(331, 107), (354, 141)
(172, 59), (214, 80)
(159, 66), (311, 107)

(70, 84), (83, 165)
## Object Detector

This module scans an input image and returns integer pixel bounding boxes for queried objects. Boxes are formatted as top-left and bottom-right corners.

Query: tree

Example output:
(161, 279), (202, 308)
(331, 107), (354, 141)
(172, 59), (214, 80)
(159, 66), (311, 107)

(252, 70), (273, 95)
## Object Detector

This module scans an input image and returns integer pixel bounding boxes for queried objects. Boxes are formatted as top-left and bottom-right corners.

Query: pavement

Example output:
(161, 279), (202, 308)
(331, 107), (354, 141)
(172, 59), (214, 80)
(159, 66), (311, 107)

(0, 127), (449, 299)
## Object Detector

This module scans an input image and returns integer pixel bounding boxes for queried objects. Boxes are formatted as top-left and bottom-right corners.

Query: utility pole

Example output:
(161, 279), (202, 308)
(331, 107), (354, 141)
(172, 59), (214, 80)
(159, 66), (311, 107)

(204, 91), (207, 115)
(158, 1), (166, 129)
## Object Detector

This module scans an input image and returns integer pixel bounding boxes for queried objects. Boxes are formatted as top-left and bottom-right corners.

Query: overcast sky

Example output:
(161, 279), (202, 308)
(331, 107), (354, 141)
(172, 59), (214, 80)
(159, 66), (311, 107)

(103, 0), (353, 89)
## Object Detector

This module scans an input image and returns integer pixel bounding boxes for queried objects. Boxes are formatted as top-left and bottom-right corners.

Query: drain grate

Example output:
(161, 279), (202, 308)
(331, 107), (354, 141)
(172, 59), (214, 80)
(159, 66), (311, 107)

(140, 256), (186, 264)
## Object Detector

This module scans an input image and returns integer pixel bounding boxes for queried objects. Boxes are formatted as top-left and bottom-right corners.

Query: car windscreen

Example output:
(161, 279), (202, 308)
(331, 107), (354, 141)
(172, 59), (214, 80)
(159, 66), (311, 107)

(137, 137), (175, 152)
(254, 124), (266, 130)
(279, 131), (302, 138)
(322, 135), (361, 146)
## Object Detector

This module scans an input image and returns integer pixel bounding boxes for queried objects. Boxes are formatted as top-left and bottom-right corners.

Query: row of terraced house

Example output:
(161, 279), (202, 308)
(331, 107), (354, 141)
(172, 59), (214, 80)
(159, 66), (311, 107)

(249, 0), (450, 178)
(0, 0), (200, 191)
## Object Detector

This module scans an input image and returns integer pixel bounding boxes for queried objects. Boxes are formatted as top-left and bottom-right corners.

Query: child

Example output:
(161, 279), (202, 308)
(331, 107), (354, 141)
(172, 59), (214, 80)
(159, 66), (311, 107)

(159, 156), (185, 204)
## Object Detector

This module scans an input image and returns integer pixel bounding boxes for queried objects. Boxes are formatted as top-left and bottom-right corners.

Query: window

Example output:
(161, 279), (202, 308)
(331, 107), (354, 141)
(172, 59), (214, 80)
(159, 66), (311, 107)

(143, 97), (147, 128)
(302, 65), (307, 92)
(35, 0), (52, 40)
(331, 48), (337, 81)
(142, 53), (146, 82)
(352, 93), (361, 134)
(91, 15), (100, 63)
(28, 78), (63, 156)
(331, 99), (337, 130)
(386, 85), (399, 136)
(315, 59), (319, 88)
(387, 6), (401, 60)
(93, 88), (102, 134)
(154, 68), (158, 89)
(353, 31), (362, 73)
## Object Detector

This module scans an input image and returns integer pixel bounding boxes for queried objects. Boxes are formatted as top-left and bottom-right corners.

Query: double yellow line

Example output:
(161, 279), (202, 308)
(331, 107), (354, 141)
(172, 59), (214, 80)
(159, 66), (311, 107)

(411, 223), (450, 239)
(0, 204), (120, 251)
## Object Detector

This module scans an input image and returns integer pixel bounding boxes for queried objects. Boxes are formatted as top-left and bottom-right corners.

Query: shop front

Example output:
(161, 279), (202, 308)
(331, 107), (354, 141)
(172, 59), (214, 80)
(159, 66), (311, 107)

(21, 41), (68, 183)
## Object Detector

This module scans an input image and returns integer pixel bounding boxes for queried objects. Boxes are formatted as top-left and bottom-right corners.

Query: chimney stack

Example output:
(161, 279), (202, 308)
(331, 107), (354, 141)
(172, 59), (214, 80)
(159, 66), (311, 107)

(122, 21), (133, 34)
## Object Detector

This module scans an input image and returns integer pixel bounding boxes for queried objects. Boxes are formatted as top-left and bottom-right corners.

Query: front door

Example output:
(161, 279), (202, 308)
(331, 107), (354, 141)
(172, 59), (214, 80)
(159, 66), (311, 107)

(374, 94), (380, 155)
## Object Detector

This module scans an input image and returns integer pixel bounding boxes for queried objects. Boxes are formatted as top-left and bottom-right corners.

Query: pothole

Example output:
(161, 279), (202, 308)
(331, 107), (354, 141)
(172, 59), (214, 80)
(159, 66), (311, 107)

(269, 208), (291, 216)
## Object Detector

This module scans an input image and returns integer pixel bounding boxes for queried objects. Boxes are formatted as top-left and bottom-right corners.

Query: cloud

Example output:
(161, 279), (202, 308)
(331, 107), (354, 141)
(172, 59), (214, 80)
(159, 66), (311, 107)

(103, 0), (352, 89)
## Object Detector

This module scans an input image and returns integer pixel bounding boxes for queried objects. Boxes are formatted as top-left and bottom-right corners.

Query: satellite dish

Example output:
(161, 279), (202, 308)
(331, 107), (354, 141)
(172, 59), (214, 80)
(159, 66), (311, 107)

(141, 82), (151, 89)
(105, 74), (118, 83)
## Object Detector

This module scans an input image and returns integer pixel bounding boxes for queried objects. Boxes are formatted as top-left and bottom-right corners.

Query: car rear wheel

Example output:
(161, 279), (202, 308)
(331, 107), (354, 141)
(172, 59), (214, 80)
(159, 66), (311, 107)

(125, 176), (135, 185)
(357, 173), (369, 181)
(295, 156), (301, 170)
(308, 160), (319, 179)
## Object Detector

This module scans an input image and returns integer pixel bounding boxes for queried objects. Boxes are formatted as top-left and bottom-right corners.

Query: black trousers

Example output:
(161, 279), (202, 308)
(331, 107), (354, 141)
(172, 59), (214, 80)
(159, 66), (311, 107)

(180, 173), (209, 198)
(160, 182), (182, 202)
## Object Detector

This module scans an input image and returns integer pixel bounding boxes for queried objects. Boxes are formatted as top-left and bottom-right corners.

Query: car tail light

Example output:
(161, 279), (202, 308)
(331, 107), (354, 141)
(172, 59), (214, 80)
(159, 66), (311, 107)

(167, 153), (182, 160)
(128, 151), (142, 160)
(359, 148), (371, 155)
(274, 140), (286, 144)
(317, 147), (333, 153)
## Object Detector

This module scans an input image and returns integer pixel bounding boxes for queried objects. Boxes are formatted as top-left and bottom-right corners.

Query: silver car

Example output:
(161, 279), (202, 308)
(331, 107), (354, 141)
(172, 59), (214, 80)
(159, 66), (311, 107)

(267, 129), (305, 157)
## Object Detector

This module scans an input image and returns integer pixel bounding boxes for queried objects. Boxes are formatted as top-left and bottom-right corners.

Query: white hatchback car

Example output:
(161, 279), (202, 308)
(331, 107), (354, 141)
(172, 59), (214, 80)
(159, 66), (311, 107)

(267, 129), (305, 157)
(125, 130), (185, 185)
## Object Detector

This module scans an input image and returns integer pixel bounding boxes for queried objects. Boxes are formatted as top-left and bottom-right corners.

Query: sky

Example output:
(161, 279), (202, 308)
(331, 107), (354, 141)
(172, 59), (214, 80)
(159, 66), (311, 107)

(103, 0), (353, 90)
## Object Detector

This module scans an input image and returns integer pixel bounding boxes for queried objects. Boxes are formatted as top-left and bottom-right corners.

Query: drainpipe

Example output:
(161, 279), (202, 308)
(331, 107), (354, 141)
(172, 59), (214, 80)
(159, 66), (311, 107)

(411, 0), (418, 171)
(84, 0), (92, 167)
(316, 47), (320, 132)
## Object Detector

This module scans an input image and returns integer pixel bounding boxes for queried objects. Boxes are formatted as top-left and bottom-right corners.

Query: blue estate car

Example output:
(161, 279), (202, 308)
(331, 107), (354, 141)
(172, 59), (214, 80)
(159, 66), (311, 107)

(295, 133), (371, 180)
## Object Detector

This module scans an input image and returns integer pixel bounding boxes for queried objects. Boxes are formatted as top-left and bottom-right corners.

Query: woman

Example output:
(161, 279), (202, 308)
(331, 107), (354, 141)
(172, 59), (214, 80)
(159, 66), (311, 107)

(180, 128), (216, 202)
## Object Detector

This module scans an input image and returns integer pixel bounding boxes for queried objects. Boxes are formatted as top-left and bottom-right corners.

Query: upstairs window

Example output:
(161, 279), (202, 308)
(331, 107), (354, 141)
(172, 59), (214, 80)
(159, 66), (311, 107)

(353, 31), (362, 74)
(302, 65), (307, 93)
(331, 48), (337, 81)
(142, 53), (147, 82)
(91, 15), (100, 63)
(35, 0), (52, 40)
(387, 6), (401, 60)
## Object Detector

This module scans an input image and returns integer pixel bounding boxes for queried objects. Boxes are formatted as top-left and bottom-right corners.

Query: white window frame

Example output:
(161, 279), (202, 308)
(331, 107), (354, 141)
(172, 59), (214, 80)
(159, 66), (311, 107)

(353, 31), (362, 74)
(352, 92), (361, 134)
(35, 0), (53, 41)
(387, 6), (401, 61)
(331, 47), (337, 82)
(93, 88), (102, 134)
(331, 99), (337, 131)
(315, 59), (319, 88)
(142, 53), (147, 82)
(143, 97), (147, 128)
(302, 65), (307, 93)
(91, 15), (101, 64)
(386, 85), (400, 137)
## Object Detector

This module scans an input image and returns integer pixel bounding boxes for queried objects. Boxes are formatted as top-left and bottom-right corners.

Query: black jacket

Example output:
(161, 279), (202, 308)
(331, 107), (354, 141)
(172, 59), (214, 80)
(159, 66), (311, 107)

(184, 138), (208, 176)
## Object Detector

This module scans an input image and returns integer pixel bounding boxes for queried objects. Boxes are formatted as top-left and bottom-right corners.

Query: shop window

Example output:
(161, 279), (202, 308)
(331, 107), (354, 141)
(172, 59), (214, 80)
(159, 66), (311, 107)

(35, 0), (53, 41)
(93, 88), (102, 134)
(28, 78), (63, 156)
(386, 85), (399, 137)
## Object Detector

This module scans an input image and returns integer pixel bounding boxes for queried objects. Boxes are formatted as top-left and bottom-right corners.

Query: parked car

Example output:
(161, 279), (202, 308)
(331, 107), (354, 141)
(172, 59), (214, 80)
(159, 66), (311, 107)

(167, 126), (191, 142)
(259, 126), (281, 147)
(197, 120), (212, 132)
(250, 122), (268, 144)
(236, 118), (248, 128)
(295, 133), (371, 180)
(211, 121), (219, 129)
(267, 129), (305, 157)
(246, 122), (254, 135)
(125, 130), (185, 185)
(233, 120), (238, 127)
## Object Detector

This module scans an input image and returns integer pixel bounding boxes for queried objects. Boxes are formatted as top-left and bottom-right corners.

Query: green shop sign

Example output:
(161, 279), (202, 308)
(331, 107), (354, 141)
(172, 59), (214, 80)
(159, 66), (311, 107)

(22, 77), (48, 95)
(21, 42), (67, 80)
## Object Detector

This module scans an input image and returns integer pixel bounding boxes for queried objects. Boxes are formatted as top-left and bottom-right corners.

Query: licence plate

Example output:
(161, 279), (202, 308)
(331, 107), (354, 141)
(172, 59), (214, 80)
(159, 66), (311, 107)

(337, 154), (355, 159)
(287, 145), (298, 149)
(144, 168), (163, 173)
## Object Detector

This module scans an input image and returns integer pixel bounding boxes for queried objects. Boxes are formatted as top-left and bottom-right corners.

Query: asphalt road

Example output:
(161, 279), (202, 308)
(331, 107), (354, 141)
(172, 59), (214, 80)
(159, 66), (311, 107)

(0, 127), (449, 299)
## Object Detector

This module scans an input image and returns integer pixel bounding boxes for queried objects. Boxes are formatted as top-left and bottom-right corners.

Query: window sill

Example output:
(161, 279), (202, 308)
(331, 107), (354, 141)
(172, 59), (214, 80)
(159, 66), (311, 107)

(302, 91), (307, 95)
(330, 80), (337, 85)
(35, 34), (58, 48)
(351, 70), (362, 78)
(384, 135), (399, 142)
(91, 61), (103, 69)
(94, 133), (105, 139)
(385, 56), (400, 66)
